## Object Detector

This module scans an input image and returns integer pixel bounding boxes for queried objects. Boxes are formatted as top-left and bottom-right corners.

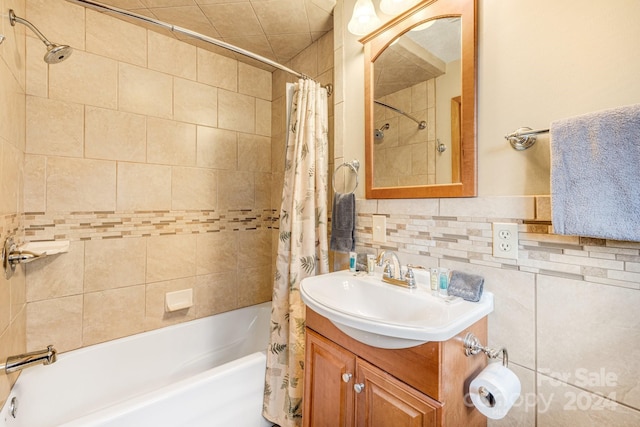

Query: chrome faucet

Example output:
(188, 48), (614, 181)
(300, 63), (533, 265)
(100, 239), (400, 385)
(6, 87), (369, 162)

(0, 345), (57, 374)
(375, 251), (420, 289)
(376, 250), (402, 279)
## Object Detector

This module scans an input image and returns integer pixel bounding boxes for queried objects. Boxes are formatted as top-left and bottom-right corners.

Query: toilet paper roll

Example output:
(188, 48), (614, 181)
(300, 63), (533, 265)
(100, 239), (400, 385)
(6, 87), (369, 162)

(469, 362), (521, 420)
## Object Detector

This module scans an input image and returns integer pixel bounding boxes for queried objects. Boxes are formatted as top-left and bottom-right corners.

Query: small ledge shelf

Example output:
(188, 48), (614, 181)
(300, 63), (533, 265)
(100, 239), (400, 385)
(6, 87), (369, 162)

(21, 240), (70, 256)
(2, 238), (70, 279)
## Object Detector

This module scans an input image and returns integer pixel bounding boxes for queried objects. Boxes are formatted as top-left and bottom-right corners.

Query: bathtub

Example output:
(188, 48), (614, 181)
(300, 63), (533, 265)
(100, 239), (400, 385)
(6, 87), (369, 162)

(0, 302), (273, 427)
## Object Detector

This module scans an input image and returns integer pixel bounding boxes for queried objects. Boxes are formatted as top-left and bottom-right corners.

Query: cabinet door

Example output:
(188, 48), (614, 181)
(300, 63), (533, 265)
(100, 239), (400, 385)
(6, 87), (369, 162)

(304, 329), (356, 427)
(355, 359), (442, 427)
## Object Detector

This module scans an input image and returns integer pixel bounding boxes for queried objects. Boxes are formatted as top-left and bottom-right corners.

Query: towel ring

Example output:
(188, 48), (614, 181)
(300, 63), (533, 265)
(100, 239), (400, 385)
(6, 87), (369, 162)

(332, 160), (359, 194)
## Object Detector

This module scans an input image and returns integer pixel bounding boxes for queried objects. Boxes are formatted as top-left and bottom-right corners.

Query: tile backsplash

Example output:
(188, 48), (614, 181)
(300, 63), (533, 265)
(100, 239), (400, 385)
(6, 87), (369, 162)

(354, 195), (640, 425)
(24, 209), (274, 240)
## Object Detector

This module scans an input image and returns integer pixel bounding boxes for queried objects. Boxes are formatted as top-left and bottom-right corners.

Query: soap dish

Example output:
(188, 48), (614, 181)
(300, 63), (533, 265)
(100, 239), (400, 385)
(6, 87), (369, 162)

(21, 240), (70, 256)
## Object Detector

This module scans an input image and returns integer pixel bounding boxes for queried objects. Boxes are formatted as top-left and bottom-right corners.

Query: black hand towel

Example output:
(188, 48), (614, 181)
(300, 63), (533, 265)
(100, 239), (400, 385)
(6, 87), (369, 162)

(330, 192), (355, 253)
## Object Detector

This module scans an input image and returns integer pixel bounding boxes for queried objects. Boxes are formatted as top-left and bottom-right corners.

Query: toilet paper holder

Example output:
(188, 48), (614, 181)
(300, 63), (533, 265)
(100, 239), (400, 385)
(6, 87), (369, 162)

(463, 332), (509, 368)
(464, 332), (510, 409)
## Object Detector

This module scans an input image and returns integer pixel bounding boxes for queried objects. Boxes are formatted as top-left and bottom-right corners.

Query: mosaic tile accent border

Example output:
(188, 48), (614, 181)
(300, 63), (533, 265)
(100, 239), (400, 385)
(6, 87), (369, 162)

(24, 209), (279, 242)
(356, 212), (640, 290)
(0, 213), (23, 242)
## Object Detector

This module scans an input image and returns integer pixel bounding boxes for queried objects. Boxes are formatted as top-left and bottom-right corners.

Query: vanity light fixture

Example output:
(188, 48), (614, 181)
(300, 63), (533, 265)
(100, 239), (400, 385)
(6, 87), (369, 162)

(379, 0), (420, 16)
(348, 0), (424, 36)
(347, 0), (381, 36)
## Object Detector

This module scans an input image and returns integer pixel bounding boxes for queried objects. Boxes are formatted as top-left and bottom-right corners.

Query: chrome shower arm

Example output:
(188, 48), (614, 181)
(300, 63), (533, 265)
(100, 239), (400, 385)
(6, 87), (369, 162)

(8, 9), (73, 64)
(9, 10), (54, 47)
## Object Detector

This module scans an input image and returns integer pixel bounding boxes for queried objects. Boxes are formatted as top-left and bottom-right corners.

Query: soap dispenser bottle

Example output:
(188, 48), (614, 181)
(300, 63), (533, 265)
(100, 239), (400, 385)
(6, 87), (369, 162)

(438, 268), (449, 297)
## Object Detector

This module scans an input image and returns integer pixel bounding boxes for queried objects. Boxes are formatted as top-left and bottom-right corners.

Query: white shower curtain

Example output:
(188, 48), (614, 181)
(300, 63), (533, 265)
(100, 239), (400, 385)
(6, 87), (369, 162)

(263, 79), (329, 427)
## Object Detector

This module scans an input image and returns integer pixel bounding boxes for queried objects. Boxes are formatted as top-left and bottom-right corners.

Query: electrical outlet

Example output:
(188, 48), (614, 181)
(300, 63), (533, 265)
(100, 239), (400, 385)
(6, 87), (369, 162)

(492, 223), (519, 259)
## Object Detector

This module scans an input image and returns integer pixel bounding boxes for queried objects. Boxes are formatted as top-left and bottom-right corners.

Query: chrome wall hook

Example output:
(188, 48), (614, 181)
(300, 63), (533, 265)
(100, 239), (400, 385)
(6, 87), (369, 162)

(463, 332), (509, 367)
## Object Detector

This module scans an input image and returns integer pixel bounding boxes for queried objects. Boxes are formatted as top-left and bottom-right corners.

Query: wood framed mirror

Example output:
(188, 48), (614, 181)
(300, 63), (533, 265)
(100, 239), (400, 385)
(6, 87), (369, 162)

(361, 0), (477, 199)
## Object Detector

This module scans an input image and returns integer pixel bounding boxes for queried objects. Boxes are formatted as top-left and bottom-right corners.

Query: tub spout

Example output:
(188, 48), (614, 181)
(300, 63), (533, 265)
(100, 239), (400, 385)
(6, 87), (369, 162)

(1, 345), (57, 374)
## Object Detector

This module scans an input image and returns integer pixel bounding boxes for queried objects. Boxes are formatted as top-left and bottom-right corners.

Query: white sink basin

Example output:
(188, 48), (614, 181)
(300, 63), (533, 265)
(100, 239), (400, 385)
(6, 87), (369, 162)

(300, 270), (493, 349)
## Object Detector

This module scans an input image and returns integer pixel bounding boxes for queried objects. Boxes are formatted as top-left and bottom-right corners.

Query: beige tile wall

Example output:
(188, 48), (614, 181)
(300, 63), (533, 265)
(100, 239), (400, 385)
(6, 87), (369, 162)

(20, 0), (274, 358)
(0, 0), (27, 408)
(354, 196), (640, 425)
(373, 79), (436, 187)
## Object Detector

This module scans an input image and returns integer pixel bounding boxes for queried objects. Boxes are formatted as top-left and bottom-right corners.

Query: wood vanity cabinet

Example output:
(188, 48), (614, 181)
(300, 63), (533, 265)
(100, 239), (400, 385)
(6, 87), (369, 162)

(303, 308), (488, 427)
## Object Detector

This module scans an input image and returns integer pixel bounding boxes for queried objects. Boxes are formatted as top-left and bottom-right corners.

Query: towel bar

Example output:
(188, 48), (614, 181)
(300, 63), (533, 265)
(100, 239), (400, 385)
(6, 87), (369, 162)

(332, 160), (359, 194)
(505, 127), (550, 150)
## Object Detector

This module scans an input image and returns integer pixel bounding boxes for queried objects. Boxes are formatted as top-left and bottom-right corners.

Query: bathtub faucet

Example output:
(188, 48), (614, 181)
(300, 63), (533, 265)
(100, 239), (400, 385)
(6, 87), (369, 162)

(1, 345), (57, 374)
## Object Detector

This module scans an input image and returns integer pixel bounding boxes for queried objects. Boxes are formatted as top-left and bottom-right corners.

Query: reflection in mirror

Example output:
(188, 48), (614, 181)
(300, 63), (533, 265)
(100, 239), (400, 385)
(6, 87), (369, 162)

(361, 0), (476, 199)
(373, 17), (461, 187)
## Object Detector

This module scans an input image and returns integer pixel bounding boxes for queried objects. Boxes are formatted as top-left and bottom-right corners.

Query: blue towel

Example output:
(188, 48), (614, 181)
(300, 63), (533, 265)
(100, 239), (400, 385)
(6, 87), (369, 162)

(330, 192), (356, 253)
(550, 104), (640, 241)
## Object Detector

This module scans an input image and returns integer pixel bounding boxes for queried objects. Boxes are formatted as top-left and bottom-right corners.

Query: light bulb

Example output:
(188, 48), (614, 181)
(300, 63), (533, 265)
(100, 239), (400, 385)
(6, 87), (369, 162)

(347, 0), (381, 36)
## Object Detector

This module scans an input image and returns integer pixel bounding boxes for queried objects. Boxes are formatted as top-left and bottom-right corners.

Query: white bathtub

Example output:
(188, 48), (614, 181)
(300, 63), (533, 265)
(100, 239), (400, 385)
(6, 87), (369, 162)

(0, 302), (273, 427)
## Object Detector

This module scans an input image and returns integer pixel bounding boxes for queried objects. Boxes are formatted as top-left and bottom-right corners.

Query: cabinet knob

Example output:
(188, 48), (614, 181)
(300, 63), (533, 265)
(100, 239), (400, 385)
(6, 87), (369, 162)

(354, 383), (365, 393)
(342, 373), (353, 383)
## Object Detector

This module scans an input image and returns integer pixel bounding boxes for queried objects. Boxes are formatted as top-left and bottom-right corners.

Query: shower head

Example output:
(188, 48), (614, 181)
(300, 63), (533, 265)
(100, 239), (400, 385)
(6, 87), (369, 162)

(374, 123), (390, 142)
(44, 44), (73, 64)
(9, 9), (73, 64)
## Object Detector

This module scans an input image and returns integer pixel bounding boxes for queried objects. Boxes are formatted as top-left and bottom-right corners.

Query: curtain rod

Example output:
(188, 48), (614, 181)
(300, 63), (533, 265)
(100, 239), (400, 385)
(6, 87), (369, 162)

(65, 0), (332, 95)
(374, 100), (426, 129)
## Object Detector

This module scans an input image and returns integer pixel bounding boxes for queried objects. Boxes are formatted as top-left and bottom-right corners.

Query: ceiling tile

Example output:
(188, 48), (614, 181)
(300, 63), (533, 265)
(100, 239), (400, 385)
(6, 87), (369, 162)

(268, 32), (313, 63)
(310, 0), (335, 13)
(105, 0), (147, 8)
(222, 34), (276, 59)
(80, 0), (336, 68)
(196, 0), (246, 3)
(304, 0), (333, 32)
(200, 3), (264, 37)
(251, 0), (309, 34)
(140, 0), (196, 7)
